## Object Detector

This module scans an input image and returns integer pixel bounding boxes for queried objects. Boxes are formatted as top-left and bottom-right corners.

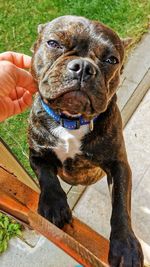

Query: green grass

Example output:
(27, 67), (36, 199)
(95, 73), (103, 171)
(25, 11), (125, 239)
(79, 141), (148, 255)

(0, 0), (150, 176)
(0, 212), (22, 254)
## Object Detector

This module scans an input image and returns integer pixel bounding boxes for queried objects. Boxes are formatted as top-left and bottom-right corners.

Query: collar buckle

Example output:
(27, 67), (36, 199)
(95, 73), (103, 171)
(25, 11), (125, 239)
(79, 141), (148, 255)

(60, 116), (81, 129)
(75, 118), (80, 129)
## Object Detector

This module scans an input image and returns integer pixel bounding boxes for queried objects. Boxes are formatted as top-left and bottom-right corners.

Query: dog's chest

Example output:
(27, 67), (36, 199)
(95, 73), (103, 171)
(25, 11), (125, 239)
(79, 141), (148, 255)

(52, 125), (89, 163)
(51, 125), (104, 185)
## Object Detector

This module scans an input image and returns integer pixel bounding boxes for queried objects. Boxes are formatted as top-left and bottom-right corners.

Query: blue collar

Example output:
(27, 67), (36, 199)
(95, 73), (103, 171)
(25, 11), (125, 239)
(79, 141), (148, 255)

(40, 98), (98, 130)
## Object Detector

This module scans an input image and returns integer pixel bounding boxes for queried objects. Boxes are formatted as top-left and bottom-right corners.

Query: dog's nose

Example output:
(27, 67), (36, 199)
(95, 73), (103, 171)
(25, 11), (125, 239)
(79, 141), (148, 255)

(67, 59), (96, 80)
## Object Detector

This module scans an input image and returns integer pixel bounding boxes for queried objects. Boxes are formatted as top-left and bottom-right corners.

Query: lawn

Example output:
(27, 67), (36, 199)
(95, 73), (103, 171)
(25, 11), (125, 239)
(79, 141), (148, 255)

(0, 0), (150, 176)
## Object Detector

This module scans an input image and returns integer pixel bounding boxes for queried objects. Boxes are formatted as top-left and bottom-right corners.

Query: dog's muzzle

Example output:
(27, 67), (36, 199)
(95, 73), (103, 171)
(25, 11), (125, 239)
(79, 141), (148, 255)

(67, 58), (97, 82)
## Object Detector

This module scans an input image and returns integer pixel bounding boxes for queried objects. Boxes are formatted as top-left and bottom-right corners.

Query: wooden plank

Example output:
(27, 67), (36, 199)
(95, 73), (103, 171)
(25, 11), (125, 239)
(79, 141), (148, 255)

(0, 138), (72, 195)
(63, 217), (109, 264)
(0, 190), (29, 223)
(29, 211), (109, 267)
(0, 167), (109, 267)
(0, 138), (40, 193)
(0, 189), (108, 267)
(0, 166), (39, 211)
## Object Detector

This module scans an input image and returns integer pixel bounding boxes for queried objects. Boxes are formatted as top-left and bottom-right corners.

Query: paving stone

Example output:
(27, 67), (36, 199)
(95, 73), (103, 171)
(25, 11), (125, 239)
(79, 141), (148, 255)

(0, 235), (77, 267)
(73, 183), (112, 239)
(132, 166), (150, 244)
(124, 89), (150, 190)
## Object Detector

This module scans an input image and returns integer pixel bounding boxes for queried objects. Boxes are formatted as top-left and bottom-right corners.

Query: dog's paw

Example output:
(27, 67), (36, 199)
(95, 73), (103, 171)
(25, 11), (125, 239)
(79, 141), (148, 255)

(38, 191), (72, 228)
(109, 232), (144, 267)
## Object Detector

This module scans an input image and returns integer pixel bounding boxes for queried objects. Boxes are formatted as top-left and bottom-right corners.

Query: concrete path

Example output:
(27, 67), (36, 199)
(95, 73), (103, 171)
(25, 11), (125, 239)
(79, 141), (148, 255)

(0, 232), (77, 267)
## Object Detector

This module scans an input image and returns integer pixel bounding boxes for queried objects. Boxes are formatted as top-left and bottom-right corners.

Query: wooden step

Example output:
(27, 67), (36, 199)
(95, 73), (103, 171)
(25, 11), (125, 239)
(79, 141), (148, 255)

(0, 166), (109, 267)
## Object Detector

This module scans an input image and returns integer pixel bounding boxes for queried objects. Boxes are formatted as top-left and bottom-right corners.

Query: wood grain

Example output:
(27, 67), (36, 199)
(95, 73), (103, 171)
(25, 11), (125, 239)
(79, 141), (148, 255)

(0, 166), (109, 267)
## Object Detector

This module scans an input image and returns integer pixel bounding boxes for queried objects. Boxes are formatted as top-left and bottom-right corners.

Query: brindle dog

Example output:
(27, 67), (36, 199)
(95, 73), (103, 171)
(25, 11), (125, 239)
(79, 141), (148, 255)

(28, 15), (143, 266)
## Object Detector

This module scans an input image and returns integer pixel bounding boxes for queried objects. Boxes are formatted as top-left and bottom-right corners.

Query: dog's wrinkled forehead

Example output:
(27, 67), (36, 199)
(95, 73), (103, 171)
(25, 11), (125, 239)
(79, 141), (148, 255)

(44, 15), (90, 31)
(40, 15), (90, 35)
(39, 15), (124, 59)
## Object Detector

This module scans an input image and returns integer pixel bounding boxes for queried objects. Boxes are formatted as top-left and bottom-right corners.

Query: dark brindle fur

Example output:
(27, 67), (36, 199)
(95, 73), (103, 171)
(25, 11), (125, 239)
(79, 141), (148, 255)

(28, 15), (143, 266)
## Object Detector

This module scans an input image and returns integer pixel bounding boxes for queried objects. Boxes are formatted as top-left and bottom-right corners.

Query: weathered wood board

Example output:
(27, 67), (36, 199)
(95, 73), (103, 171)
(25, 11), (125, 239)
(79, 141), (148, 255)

(0, 167), (109, 267)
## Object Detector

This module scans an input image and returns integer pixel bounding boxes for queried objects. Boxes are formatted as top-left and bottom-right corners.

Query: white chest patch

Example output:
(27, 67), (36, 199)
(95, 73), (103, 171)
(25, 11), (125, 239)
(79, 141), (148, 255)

(52, 125), (89, 163)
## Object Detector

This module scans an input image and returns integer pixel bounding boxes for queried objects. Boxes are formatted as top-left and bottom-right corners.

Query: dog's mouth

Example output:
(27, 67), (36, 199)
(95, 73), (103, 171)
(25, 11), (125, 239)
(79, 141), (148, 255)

(61, 110), (82, 118)
(43, 89), (95, 119)
(39, 66), (108, 118)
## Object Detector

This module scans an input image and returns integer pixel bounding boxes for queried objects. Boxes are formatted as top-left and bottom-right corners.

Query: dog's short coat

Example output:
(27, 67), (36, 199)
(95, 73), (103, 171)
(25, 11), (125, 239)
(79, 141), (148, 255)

(28, 15), (143, 266)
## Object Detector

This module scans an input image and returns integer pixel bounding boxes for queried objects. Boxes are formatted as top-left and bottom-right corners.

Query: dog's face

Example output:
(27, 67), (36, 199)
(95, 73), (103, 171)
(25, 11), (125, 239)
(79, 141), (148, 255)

(32, 15), (127, 119)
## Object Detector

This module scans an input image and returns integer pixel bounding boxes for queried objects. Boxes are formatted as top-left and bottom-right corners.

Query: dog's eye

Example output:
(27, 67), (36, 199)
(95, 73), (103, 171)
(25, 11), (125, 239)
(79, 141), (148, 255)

(47, 40), (61, 49)
(105, 56), (119, 65)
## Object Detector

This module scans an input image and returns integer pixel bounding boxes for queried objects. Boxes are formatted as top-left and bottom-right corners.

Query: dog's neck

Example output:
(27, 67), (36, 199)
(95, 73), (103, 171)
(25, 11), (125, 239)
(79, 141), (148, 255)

(40, 98), (99, 131)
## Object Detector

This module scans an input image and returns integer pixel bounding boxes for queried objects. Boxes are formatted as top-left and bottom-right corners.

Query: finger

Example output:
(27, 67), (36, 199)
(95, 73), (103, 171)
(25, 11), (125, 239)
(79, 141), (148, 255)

(0, 61), (37, 96)
(13, 91), (33, 114)
(0, 92), (33, 121)
(0, 61), (16, 97)
(9, 87), (26, 100)
(15, 67), (37, 94)
(0, 51), (31, 69)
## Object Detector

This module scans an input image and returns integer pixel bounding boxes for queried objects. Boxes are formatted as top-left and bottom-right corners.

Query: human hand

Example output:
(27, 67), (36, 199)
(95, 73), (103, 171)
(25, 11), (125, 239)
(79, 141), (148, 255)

(0, 51), (37, 122)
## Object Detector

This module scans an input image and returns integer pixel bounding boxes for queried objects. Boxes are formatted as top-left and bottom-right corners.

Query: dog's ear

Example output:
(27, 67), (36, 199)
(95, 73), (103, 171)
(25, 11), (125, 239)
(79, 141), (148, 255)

(38, 23), (46, 34)
(122, 37), (133, 49)
(30, 23), (47, 53)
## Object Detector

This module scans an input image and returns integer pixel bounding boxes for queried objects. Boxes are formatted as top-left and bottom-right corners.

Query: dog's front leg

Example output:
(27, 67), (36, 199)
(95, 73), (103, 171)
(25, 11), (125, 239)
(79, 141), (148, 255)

(29, 149), (72, 228)
(107, 160), (143, 267)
